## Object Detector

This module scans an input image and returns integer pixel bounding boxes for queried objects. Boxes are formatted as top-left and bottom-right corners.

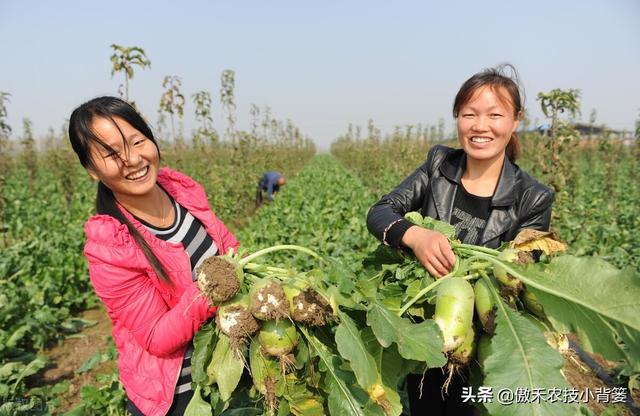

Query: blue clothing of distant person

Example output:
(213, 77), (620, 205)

(256, 172), (286, 207)
(260, 172), (284, 201)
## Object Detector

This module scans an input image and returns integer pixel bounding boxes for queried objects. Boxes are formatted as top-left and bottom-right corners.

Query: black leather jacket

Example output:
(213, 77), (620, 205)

(367, 145), (554, 249)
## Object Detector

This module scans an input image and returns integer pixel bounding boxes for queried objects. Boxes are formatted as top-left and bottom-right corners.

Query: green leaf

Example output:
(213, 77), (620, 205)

(61, 404), (86, 416)
(61, 317), (97, 333)
(184, 384), (213, 416)
(361, 328), (404, 416)
(0, 362), (22, 380)
(423, 216), (456, 239)
(284, 382), (325, 416)
(7, 325), (29, 347)
(325, 374), (373, 416)
(483, 287), (577, 416)
(208, 334), (245, 402)
(220, 408), (262, 416)
(378, 283), (403, 311)
(75, 351), (102, 374)
(289, 398), (324, 416)
(335, 311), (379, 390)
(192, 323), (217, 384)
(367, 301), (446, 367)
(513, 256), (640, 365)
(299, 327), (367, 416)
(325, 256), (357, 295)
(11, 356), (47, 392)
(403, 211), (424, 226)
(614, 322), (640, 371)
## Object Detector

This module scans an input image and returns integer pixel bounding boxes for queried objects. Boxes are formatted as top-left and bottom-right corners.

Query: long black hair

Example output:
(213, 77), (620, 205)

(69, 96), (171, 285)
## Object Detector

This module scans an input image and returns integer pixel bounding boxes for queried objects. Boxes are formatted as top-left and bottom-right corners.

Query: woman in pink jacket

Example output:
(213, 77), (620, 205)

(68, 96), (239, 415)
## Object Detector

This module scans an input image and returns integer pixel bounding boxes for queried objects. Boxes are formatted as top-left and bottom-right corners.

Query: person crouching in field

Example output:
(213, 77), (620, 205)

(255, 171), (286, 207)
(366, 64), (554, 415)
(68, 96), (239, 416)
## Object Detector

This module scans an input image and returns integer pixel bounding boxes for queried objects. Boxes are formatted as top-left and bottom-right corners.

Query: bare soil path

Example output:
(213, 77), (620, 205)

(37, 305), (116, 413)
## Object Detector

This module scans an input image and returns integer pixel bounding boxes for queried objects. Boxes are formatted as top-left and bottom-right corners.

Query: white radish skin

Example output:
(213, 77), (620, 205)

(433, 277), (475, 352)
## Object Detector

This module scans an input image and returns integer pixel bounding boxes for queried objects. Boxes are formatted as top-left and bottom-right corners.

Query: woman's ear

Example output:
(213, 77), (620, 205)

(87, 168), (99, 182)
(512, 110), (523, 133)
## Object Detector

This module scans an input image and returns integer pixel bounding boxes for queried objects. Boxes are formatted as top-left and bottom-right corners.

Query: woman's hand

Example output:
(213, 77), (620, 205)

(401, 226), (456, 278)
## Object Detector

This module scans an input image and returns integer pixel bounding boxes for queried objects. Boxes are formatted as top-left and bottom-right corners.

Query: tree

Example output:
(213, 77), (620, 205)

(536, 88), (582, 213)
(249, 104), (260, 139)
(21, 118), (38, 188)
(0, 92), (11, 241)
(192, 90), (217, 145)
(158, 75), (185, 144)
(537, 88), (581, 140)
(589, 109), (597, 140)
(220, 69), (236, 142)
(261, 106), (272, 141)
(0, 92), (11, 174)
(437, 117), (446, 142)
(0, 92), (10, 138)
(110, 44), (151, 103)
(367, 118), (381, 143)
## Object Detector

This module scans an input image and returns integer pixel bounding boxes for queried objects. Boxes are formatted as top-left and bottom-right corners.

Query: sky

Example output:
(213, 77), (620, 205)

(1, 0), (639, 150)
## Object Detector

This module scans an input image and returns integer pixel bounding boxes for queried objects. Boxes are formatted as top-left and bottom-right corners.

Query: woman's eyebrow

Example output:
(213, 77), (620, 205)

(465, 104), (504, 112)
(104, 133), (139, 150)
(101, 140), (122, 151)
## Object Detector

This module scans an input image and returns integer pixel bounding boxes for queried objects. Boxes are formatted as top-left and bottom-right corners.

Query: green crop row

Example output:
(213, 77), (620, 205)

(61, 154), (638, 416)
(237, 154), (378, 269)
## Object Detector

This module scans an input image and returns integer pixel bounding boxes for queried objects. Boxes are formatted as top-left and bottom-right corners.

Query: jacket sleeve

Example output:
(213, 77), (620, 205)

(213, 214), (240, 254)
(87, 248), (215, 358)
(366, 146), (444, 247)
(515, 186), (555, 233)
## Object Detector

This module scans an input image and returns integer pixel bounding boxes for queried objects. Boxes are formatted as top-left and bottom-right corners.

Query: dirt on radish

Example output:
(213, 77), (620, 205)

(291, 288), (332, 327)
(216, 304), (260, 348)
(250, 281), (289, 321)
(197, 256), (241, 303)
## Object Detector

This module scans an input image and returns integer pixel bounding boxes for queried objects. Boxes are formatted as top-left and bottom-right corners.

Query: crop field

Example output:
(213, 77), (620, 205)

(0, 75), (639, 415)
(1, 132), (639, 415)
(2, 1), (640, 413)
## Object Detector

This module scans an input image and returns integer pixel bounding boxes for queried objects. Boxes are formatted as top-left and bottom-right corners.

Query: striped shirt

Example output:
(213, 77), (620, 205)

(136, 192), (218, 402)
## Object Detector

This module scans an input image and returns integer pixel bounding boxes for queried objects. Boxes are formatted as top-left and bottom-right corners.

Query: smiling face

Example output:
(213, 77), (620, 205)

(456, 85), (520, 165)
(87, 116), (160, 200)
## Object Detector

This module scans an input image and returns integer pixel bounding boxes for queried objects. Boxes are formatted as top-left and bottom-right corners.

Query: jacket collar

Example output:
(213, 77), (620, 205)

(438, 149), (517, 207)
(114, 167), (207, 252)
(156, 168), (202, 215)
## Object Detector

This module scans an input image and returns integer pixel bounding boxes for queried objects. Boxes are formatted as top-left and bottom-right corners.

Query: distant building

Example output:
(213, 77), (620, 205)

(520, 122), (633, 142)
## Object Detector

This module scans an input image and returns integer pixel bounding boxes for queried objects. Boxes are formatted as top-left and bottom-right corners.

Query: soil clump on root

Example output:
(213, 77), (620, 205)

(251, 282), (289, 320)
(197, 256), (240, 303)
(216, 305), (259, 349)
(292, 289), (332, 326)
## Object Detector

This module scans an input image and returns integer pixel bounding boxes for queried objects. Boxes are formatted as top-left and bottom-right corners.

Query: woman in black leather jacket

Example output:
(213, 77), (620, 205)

(366, 64), (554, 415)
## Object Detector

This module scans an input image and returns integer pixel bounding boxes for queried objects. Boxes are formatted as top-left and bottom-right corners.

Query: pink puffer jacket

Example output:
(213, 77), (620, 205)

(83, 167), (239, 416)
